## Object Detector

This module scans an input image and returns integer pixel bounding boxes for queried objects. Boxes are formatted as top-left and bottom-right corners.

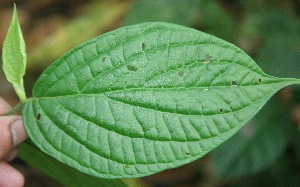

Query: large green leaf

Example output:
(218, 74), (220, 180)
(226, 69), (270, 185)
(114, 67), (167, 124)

(18, 141), (128, 187)
(22, 22), (300, 178)
(2, 4), (26, 101)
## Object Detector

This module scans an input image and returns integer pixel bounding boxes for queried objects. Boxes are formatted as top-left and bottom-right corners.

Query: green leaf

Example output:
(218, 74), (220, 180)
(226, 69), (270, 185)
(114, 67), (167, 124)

(18, 141), (128, 187)
(22, 22), (300, 178)
(2, 4), (27, 102)
(211, 96), (293, 179)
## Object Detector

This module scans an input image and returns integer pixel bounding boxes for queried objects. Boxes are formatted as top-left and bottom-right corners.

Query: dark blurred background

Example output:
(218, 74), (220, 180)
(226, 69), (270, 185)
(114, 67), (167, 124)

(1, 0), (300, 186)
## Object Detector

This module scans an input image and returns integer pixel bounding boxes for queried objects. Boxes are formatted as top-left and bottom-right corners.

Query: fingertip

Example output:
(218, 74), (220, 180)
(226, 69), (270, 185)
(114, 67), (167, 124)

(11, 119), (28, 147)
(0, 162), (25, 187)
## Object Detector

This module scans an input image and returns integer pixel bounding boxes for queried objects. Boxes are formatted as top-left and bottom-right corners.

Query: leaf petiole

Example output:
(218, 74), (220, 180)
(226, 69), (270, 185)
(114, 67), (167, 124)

(4, 102), (24, 116)
(13, 83), (27, 102)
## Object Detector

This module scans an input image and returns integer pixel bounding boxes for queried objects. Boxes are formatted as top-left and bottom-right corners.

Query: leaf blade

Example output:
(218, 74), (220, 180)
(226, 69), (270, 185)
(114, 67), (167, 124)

(18, 141), (128, 187)
(22, 22), (300, 178)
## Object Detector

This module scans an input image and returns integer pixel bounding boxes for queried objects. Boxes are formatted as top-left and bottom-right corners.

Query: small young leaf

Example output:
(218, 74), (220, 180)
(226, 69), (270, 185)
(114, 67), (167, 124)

(22, 22), (300, 178)
(2, 4), (27, 102)
(18, 141), (128, 187)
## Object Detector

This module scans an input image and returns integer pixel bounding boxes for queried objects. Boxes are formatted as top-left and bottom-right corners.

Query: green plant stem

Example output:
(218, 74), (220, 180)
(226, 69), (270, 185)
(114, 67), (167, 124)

(5, 102), (24, 116)
(14, 83), (27, 102)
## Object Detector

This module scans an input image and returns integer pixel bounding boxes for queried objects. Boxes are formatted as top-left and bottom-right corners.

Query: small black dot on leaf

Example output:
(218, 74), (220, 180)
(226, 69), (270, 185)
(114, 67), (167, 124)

(258, 78), (262, 83)
(102, 56), (106, 62)
(177, 70), (184, 77)
(142, 42), (146, 51)
(219, 108), (223, 113)
(185, 152), (190, 156)
(36, 113), (41, 120)
(231, 80), (237, 86)
(126, 65), (138, 71)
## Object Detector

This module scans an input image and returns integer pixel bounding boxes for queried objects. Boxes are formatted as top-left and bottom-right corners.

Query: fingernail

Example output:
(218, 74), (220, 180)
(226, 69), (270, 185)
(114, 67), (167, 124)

(11, 119), (28, 147)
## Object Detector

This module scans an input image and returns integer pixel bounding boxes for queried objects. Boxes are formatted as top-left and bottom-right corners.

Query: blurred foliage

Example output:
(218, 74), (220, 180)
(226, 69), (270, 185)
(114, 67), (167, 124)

(27, 0), (132, 70)
(198, 1), (238, 42)
(1, 0), (300, 186)
(122, 0), (200, 26)
(241, 9), (300, 78)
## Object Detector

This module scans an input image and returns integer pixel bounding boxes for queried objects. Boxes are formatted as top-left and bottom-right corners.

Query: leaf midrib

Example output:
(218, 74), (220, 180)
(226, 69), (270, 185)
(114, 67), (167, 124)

(32, 78), (290, 100)
(28, 83), (276, 129)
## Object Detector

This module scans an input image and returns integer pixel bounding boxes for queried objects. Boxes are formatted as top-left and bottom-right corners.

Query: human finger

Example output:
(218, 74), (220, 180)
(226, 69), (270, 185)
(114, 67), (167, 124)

(0, 117), (27, 159)
(0, 162), (25, 187)
(3, 147), (19, 162)
(0, 97), (12, 115)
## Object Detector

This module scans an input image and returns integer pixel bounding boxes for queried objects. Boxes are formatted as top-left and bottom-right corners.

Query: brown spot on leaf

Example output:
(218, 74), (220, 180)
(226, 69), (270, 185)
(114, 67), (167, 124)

(126, 65), (138, 71)
(177, 70), (184, 77)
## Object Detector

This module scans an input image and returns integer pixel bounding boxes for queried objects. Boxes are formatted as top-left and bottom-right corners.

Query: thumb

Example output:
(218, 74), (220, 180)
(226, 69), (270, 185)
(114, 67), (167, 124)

(0, 116), (27, 160)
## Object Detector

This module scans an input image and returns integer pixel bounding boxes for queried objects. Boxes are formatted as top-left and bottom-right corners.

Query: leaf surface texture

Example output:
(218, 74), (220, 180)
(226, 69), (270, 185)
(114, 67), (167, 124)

(18, 141), (127, 186)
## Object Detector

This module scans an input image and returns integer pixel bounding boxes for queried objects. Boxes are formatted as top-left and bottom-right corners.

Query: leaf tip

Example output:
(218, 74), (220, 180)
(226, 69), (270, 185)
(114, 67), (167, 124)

(13, 3), (18, 20)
